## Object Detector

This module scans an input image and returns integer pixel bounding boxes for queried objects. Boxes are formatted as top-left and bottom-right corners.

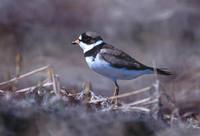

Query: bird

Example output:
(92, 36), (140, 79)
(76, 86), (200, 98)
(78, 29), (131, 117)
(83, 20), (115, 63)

(72, 31), (171, 104)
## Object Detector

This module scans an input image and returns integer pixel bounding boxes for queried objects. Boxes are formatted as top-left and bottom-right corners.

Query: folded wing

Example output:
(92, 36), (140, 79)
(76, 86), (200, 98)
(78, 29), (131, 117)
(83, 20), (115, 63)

(100, 45), (150, 70)
(100, 45), (171, 75)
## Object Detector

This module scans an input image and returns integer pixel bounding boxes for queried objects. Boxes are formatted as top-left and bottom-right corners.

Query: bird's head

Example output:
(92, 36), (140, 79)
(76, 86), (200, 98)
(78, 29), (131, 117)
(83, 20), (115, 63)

(72, 31), (104, 53)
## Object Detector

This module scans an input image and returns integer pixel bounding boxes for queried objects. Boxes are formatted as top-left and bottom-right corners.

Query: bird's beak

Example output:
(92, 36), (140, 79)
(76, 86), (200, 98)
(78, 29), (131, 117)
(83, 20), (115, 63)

(72, 39), (80, 45)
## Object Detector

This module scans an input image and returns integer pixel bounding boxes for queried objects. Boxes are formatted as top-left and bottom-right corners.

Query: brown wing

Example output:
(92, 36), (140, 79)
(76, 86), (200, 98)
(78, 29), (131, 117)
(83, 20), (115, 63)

(100, 45), (151, 70)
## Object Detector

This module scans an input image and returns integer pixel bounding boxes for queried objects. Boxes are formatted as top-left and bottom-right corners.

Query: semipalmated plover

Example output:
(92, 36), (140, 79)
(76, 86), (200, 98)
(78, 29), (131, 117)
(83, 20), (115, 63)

(72, 32), (171, 104)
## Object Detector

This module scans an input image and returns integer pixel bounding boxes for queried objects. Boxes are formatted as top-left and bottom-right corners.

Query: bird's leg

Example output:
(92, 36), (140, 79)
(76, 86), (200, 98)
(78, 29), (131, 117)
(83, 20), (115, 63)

(111, 80), (119, 105)
(114, 80), (119, 96)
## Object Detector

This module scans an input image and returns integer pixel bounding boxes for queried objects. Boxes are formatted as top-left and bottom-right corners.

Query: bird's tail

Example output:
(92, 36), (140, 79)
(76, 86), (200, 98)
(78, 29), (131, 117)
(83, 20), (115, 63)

(153, 68), (172, 75)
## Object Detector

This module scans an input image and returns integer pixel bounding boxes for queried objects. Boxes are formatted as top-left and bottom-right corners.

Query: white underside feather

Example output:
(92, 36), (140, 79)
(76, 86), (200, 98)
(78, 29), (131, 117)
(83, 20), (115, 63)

(85, 54), (153, 81)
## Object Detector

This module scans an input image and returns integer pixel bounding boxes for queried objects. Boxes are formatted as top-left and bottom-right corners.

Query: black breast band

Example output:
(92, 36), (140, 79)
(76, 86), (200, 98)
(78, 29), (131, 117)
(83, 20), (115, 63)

(84, 42), (105, 58)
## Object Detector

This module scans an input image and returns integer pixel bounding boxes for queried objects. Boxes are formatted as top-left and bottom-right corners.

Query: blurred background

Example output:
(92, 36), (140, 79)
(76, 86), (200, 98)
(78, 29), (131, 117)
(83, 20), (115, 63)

(0, 0), (200, 101)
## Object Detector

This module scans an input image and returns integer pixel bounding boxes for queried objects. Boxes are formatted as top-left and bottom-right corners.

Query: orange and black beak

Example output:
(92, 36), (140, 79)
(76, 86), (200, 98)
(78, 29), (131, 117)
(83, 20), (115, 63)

(72, 39), (80, 45)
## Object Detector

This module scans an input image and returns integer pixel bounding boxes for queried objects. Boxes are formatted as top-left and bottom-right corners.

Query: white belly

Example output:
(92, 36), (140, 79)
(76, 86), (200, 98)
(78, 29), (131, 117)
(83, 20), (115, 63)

(85, 55), (153, 81)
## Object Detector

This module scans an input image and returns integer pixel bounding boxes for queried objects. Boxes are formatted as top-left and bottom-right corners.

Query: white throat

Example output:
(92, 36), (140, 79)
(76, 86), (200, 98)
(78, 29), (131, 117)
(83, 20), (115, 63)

(79, 40), (104, 53)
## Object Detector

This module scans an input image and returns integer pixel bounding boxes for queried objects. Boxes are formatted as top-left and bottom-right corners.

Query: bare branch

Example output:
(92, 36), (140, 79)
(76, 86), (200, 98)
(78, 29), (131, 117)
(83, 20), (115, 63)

(109, 86), (151, 100)
(15, 82), (53, 94)
(0, 65), (50, 87)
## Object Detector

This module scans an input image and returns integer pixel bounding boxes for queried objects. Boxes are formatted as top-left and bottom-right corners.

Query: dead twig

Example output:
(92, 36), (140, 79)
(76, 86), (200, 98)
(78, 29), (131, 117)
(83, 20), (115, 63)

(140, 99), (159, 106)
(49, 67), (61, 95)
(67, 92), (81, 97)
(126, 97), (151, 107)
(54, 75), (61, 95)
(113, 96), (158, 112)
(114, 106), (150, 113)
(89, 86), (151, 104)
(108, 86), (151, 100)
(15, 82), (53, 94)
(0, 90), (4, 93)
(0, 65), (50, 87)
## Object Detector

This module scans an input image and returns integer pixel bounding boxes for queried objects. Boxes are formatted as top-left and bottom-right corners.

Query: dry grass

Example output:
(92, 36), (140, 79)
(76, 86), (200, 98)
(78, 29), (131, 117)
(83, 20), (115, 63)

(0, 65), (199, 133)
